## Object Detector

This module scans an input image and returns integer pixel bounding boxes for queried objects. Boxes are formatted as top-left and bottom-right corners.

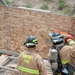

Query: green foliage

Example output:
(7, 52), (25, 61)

(44, 0), (52, 2)
(58, 0), (65, 10)
(48, 0), (52, 2)
(5, 0), (15, 5)
(64, 7), (71, 14)
(25, 4), (32, 8)
(40, 3), (49, 10)
(5, 0), (10, 4)
(10, 1), (15, 5)
(0, 2), (3, 6)
(72, 14), (75, 17)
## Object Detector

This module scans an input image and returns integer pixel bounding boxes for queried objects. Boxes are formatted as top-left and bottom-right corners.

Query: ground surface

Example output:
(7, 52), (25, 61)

(7, 0), (75, 15)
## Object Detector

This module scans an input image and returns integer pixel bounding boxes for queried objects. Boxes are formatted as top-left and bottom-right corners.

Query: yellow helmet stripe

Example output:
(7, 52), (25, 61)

(33, 39), (37, 42)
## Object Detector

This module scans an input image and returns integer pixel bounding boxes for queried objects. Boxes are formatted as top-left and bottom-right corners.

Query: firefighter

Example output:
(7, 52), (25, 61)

(67, 39), (75, 70)
(17, 35), (47, 75)
(48, 32), (75, 75)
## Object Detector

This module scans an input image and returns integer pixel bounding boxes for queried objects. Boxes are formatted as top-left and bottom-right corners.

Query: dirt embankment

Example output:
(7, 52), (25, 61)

(0, 6), (75, 58)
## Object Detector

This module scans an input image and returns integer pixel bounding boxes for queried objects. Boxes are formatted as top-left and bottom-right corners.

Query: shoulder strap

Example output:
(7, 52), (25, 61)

(51, 45), (56, 49)
(57, 44), (66, 51)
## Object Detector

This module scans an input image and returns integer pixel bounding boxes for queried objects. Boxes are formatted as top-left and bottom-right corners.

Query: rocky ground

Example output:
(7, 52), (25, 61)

(6, 0), (75, 15)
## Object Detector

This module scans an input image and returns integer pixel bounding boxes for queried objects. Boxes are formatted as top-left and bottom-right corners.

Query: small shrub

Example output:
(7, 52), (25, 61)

(25, 4), (32, 8)
(44, 0), (52, 2)
(72, 14), (75, 17)
(5, 0), (15, 6)
(48, 0), (52, 2)
(10, 1), (15, 5)
(64, 7), (71, 14)
(5, 0), (10, 4)
(58, 0), (65, 10)
(40, 3), (49, 10)
(0, 2), (3, 6)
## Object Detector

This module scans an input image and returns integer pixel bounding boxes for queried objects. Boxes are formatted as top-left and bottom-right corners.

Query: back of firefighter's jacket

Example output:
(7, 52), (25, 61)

(18, 51), (47, 75)
(59, 45), (75, 74)
(59, 44), (75, 65)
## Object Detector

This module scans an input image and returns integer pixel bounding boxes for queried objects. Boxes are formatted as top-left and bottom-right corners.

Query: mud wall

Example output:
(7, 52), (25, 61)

(0, 6), (75, 58)
(70, 17), (75, 38)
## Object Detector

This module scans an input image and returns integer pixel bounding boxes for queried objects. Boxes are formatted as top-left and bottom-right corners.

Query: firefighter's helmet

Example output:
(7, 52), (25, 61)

(51, 32), (64, 45)
(23, 35), (38, 48)
(52, 38), (64, 45)
(52, 32), (60, 37)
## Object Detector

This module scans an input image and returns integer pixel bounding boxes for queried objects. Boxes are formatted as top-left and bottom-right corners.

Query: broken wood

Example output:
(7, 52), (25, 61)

(0, 54), (9, 65)
(0, 65), (18, 72)
(9, 56), (18, 60)
(0, 49), (19, 56)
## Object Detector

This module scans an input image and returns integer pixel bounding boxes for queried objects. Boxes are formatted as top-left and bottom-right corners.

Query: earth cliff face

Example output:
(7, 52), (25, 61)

(0, 6), (75, 58)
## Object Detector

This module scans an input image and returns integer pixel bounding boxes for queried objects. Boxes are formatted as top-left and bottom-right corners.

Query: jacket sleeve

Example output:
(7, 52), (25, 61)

(69, 46), (75, 69)
(36, 55), (47, 75)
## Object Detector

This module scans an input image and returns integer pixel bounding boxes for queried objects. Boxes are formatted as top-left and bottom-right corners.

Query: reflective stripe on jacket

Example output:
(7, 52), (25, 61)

(18, 66), (39, 74)
(61, 60), (70, 65)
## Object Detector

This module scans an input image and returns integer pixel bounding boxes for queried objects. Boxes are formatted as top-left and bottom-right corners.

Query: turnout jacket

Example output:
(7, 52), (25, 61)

(18, 50), (47, 75)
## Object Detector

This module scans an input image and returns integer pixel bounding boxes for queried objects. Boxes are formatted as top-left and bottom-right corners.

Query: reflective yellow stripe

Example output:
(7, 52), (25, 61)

(58, 35), (61, 38)
(33, 39), (37, 42)
(53, 40), (58, 43)
(26, 43), (33, 46)
(69, 40), (75, 46)
(18, 66), (39, 74)
(61, 60), (70, 64)
(51, 35), (61, 39)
